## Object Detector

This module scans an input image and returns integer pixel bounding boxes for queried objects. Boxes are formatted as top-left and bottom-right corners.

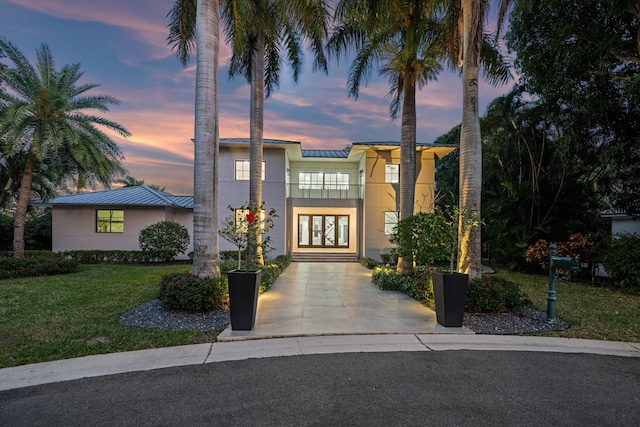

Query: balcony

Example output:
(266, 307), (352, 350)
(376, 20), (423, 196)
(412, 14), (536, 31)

(287, 184), (363, 199)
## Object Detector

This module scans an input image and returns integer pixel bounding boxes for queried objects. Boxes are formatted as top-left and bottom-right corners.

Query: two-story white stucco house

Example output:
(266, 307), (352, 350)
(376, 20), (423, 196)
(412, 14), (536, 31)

(41, 138), (455, 261)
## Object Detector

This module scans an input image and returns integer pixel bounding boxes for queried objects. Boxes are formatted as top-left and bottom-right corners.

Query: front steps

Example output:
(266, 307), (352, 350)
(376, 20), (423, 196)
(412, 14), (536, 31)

(291, 253), (359, 263)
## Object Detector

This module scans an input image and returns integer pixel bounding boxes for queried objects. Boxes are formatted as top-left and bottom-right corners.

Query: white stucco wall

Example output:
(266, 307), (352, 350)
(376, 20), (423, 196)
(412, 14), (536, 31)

(218, 146), (287, 257)
(612, 216), (640, 236)
(52, 205), (194, 257)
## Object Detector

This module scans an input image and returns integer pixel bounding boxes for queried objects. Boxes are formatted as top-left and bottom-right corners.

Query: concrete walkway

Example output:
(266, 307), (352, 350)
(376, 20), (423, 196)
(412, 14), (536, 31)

(218, 262), (467, 340)
(1, 262), (639, 393)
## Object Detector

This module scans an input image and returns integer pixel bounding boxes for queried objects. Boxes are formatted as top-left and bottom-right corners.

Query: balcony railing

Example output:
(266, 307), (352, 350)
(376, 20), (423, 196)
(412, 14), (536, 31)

(287, 184), (363, 199)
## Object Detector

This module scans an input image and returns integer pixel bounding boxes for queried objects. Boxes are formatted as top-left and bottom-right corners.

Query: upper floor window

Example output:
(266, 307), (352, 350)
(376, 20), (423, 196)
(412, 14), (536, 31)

(385, 164), (400, 183)
(298, 172), (349, 190)
(96, 209), (124, 233)
(383, 211), (399, 235)
(235, 160), (266, 181)
(324, 173), (350, 190)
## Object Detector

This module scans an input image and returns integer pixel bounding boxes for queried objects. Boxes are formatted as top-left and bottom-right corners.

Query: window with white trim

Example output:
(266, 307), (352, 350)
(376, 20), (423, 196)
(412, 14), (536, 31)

(385, 164), (400, 183)
(384, 211), (399, 235)
(235, 160), (266, 181)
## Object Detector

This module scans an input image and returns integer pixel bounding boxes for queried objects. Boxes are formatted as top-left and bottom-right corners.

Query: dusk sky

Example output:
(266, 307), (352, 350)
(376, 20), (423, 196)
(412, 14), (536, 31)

(1, 0), (516, 195)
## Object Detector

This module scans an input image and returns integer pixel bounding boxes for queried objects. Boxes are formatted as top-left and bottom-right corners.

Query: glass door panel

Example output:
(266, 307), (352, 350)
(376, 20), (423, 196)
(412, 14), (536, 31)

(312, 216), (323, 246)
(298, 215), (309, 246)
(324, 216), (335, 246)
(337, 216), (349, 246)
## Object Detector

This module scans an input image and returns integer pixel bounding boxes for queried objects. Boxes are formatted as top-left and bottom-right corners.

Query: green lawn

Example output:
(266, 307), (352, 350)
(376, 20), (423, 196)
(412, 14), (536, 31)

(2, 264), (639, 369)
(0, 264), (215, 368)
(496, 269), (640, 343)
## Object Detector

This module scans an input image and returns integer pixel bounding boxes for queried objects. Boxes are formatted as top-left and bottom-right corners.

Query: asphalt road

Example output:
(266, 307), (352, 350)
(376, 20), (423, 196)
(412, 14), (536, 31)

(1, 350), (639, 426)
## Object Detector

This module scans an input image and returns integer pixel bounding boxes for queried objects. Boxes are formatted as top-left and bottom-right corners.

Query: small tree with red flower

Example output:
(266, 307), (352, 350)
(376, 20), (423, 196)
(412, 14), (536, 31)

(220, 202), (277, 270)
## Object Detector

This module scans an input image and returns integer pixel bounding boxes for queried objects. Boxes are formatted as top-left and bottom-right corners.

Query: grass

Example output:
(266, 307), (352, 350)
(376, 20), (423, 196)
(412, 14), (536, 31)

(2, 263), (639, 369)
(496, 269), (640, 343)
(0, 263), (216, 369)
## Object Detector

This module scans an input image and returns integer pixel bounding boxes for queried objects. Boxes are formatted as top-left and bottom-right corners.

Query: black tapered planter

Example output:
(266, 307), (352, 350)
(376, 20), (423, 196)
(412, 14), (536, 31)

(227, 270), (261, 330)
(432, 272), (469, 327)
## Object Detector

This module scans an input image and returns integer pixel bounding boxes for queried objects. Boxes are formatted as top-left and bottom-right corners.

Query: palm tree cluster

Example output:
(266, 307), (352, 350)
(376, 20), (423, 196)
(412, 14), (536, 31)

(0, 37), (129, 259)
(171, 0), (512, 278)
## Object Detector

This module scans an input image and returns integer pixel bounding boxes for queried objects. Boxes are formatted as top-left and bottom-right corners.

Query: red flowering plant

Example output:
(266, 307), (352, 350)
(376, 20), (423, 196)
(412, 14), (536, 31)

(220, 202), (277, 270)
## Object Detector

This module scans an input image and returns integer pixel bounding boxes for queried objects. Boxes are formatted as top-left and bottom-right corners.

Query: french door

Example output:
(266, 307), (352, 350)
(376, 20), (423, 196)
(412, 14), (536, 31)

(298, 214), (349, 248)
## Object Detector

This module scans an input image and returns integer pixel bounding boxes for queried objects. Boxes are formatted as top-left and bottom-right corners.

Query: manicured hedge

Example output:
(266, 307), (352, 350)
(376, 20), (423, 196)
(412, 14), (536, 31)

(0, 254), (78, 279)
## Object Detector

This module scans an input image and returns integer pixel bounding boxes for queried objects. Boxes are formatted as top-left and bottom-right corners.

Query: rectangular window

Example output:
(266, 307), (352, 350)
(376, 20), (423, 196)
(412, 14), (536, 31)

(235, 160), (266, 181)
(324, 173), (350, 190)
(298, 172), (349, 190)
(96, 210), (124, 233)
(384, 211), (399, 235)
(385, 164), (400, 183)
(298, 172), (324, 189)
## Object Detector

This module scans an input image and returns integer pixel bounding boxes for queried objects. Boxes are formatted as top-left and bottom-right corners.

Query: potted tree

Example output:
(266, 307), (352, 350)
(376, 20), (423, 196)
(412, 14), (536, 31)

(430, 205), (481, 327)
(220, 203), (276, 330)
(391, 205), (478, 327)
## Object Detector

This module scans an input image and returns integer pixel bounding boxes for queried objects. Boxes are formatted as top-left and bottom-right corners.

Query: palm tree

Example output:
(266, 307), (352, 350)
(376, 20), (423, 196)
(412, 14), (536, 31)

(168, 0), (221, 278)
(329, 0), (444, 271)
(0, 38), (128, 259)
(448, 0), (512, 279)
(169, 0), (329, 266)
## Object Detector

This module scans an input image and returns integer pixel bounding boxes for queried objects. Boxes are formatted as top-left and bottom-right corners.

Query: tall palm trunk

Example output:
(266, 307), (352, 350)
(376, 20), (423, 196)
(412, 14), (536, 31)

(397, 76), (417, 272)
(12, 150), (37, 259)
(248, 31), (265, 267)
(457, 0), (484, 279)
(192, 0), (220, 278)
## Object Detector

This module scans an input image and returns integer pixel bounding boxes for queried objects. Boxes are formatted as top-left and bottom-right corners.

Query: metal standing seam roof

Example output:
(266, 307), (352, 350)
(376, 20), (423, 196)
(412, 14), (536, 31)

(42, 186), (194, 208)
(301, 150), (350, 158)
(352, 141), (456, 148)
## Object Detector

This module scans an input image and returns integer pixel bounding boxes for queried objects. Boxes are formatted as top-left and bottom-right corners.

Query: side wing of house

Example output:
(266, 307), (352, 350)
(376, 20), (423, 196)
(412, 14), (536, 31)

(360, 143), (456, 260)
(46, 186), (194, 258)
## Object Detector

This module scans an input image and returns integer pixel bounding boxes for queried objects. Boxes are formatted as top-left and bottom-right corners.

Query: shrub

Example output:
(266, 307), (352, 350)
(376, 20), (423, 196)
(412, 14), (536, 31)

(158, 272), (227, 312)
(219, 254), (292, 292)
(372, 266), (434, 305)
(359, 257), (378, 269)
(525, 233), (602, 274)
(139, 221), (190, 262)
(61, 250), (158, 264)
(380, 253), (397, 265)
(0, 254), (78, 279)
(465, 275), (531, 314)
(601, 233), (640, 291)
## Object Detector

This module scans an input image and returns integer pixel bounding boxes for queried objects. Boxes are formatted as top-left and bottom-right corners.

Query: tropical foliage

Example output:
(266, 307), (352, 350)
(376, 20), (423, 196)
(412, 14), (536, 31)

(0, 38), (128, 258)
(169, 0), (329, 266)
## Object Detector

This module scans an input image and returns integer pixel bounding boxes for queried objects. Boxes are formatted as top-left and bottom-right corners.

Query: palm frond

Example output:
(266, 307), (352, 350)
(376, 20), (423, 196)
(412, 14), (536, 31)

(166, 0), (197, 66)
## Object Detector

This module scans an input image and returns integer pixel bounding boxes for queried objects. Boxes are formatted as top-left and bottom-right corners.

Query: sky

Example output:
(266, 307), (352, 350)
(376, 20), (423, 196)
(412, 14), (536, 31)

(0, 0), (516, 195)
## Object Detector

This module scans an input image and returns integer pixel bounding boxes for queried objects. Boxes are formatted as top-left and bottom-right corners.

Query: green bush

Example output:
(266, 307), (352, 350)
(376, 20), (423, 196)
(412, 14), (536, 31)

(139, 221), (190, 262)
(465, 275), (531, 314)
(220, 254), (291, 292)
(372, 266), (434, 304)
(61, 250), (156, 264)
(359, 257), (379, 269)
(380, 253), (397, 265)
(0, 255), (78, 279)
(158, 272), (227, 312)
(601, 233), (640, 291)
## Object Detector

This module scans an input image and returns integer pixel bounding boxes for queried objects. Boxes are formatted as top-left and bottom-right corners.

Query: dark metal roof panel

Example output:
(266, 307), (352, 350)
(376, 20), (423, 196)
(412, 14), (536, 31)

(45, 186), (190, 207)
(301, 150), (350, 158)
